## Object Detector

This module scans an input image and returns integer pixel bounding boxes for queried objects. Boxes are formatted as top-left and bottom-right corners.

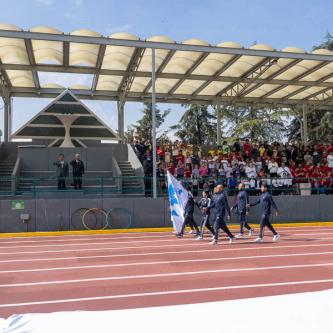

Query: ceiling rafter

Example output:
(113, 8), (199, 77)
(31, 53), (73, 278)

(260, 60), (331, 99)
(143, 49), (176, 94)
(168, 52), (209, 94)
(216, 57), (278, 97)
(24, 38), (40, 89)
(91, 44), (106, 91)
(191, 54), (242, 95)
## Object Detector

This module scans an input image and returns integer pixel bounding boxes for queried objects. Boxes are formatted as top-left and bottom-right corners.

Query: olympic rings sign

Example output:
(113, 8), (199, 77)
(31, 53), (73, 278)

(70, 207), (132, 230)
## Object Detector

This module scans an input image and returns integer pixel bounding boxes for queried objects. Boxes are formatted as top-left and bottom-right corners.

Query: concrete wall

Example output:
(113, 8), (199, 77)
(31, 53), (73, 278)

(0, 195), (332, 233)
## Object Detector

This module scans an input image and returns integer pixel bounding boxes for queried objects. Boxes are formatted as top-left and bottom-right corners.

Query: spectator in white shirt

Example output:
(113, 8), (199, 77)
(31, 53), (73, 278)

(328, 151), (333, 169)
(268, 158), (279, 177)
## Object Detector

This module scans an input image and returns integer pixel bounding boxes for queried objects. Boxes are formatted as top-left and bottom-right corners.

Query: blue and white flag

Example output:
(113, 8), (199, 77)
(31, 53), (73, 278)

(167, 171), (189, 233)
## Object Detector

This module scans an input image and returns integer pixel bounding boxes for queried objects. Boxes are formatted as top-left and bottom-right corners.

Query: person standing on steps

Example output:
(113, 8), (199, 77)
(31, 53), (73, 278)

(53, 153), (69, 190)
(70, 153), (85, 190)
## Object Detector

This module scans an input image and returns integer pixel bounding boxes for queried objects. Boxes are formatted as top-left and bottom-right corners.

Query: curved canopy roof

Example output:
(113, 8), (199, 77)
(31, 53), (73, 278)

(1, 23), (333, 106)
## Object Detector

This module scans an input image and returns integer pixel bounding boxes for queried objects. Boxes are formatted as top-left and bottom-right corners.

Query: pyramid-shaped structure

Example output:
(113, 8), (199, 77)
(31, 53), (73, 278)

(12, 89), (120, 145)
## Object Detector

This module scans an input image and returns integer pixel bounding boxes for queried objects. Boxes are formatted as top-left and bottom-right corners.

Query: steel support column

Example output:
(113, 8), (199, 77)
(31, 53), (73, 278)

(117, 101), (125, 142)
(151, 48), (157, 199)
(302, 104), (308, 145)
(215, 102), (222, 145)
(4, 100), (9, 142)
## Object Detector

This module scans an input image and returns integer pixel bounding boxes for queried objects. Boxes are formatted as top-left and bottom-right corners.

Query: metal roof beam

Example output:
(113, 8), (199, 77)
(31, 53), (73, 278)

(24, 39), (40, 89)
(143, 50), (176, 93)
(91, 44), (106, 91)
(237, 59), (302, 97)
(63, 41), (69, 68)
(3, 63), (333, 88)
(168, 52), (209, 94)
(118, 47), (145, 107)
(192, 54), (242, 95)
(216, 57), (278, 97)
(8, 87), (333, 107)
(2, 29), (333, 61)
(259, 60), (331, 99)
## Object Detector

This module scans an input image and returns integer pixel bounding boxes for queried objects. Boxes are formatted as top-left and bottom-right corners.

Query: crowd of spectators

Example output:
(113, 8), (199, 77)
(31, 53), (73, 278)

(134, 138), (333, 196)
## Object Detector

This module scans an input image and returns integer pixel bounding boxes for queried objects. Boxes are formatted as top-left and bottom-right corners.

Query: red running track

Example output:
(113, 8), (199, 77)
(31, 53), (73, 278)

(1, 225), (333, 317)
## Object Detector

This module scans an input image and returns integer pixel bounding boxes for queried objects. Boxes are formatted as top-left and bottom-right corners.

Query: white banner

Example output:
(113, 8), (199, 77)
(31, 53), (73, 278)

(167, 171), (189, 233)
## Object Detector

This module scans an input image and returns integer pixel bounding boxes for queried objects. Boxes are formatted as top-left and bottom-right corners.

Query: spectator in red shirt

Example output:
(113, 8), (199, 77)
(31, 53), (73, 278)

(176, 150), (185, 165)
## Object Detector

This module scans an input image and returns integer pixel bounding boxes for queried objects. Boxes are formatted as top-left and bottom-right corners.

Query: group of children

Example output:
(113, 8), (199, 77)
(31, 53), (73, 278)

(176, 181), (280, 244)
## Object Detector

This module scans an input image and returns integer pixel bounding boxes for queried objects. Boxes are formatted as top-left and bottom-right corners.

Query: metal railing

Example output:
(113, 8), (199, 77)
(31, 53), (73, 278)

(0, 175), (332, 197)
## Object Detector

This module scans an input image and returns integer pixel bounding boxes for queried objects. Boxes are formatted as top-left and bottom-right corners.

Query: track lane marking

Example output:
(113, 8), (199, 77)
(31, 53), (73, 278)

(1, 250), (333, 274)
(1, 262), (333, 288)
(1, 278), (333, 308)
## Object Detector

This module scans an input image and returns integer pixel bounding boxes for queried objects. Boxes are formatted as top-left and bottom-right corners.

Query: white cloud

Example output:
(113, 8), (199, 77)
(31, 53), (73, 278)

(104, 24), (133, 36)
(34, 0), (54, 5)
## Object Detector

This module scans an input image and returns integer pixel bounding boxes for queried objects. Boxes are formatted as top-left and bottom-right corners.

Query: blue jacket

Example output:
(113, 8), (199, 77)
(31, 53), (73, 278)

(209, 192), (231, 217)
(232, 190), (249, 214)
(184, 194), (195, 216)
(250, 192), (278, 216)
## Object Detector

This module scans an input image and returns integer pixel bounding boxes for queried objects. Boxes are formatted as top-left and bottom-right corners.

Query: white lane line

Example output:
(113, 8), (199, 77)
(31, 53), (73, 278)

(1, 250), (333, 274)
(0, 231), (332, 251)
(1, 262), (333, 288)
(1, 227), (332, 245)
(1, 277), (333, 308)
(0, 237), (332, 257)
(1, 242), (333, 264)
(1, 277), (332, 308)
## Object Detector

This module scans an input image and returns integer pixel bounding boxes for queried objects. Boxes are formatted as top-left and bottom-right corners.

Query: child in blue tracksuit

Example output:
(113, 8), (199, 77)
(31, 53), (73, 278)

(196, 190), (215, 240)
(250, 182), (280, 242)
(231, 183), (254, 238)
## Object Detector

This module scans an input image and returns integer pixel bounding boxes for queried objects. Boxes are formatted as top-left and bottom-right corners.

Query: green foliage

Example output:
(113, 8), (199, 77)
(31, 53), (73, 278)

(170, 104), (217, 144)
(223, 105), (287, 141)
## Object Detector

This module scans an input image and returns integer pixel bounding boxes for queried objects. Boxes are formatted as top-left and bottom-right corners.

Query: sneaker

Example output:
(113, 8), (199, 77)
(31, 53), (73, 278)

(248, 228), (255, 236)
(235, 233), (244, 239)
(209, 239), (218, 245)
(188, 230), (194, 234)
(211, 235), (215, 240)
(196, 236), (203, 241)
(272, 234), (280, 242)
(254, 237), (263, 243)
(229, 237), (234, 244)
(176, 233), (183, 238)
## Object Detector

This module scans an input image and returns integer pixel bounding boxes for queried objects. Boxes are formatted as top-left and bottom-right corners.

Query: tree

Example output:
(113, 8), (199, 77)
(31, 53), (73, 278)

(170, 104), (217, 144)
(222, 105), (287, 142)
(288, 33), (333, 142)
(129, 103), (170, 143)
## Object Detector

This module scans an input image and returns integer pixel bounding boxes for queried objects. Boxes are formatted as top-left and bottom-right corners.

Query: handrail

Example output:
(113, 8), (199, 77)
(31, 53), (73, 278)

(111, 156), (122, 194)
(11, 156), (21, 195)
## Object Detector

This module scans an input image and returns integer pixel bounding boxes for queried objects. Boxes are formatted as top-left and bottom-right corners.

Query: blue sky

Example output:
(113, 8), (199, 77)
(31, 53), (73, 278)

(0, 0), (332, 138)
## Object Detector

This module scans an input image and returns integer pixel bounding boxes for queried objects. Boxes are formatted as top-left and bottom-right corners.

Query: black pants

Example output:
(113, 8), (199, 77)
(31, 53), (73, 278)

(259, 214), (277, 238)
(199, 214), (215, 238)
(57, 178), (66, 190)
(180, 214), (199, 235)
(238, 211), (251, 234)
(213, 216), (234, 240)
(73, 177), (82, 190)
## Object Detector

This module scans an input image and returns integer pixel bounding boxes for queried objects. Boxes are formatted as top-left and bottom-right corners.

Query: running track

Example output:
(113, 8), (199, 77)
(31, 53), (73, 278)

(1, 225), (333, 318)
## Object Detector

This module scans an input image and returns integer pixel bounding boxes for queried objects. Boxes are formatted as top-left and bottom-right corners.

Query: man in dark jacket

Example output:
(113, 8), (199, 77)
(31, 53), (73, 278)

(231, 183), (254, 238)
(208, 184), (234, 245)
(177, 187), (200, 238)
(250, 182), (280, 242)
(70, 153), (85, 190)
(53, 153), (69, 190)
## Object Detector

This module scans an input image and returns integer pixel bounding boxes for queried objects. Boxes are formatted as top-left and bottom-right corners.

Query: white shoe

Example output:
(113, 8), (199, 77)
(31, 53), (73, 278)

(189, 230), (194, 234)
(229, 237), (234, 244)
(209, 239), (218, 245)
(248, 228), (255, 236)
(254, 237), (263, 243)
(272, 234), (280, 242)
(235, 233), (244, 239)
(211, 235), (215, 240)
(196, 236), (203, 241)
